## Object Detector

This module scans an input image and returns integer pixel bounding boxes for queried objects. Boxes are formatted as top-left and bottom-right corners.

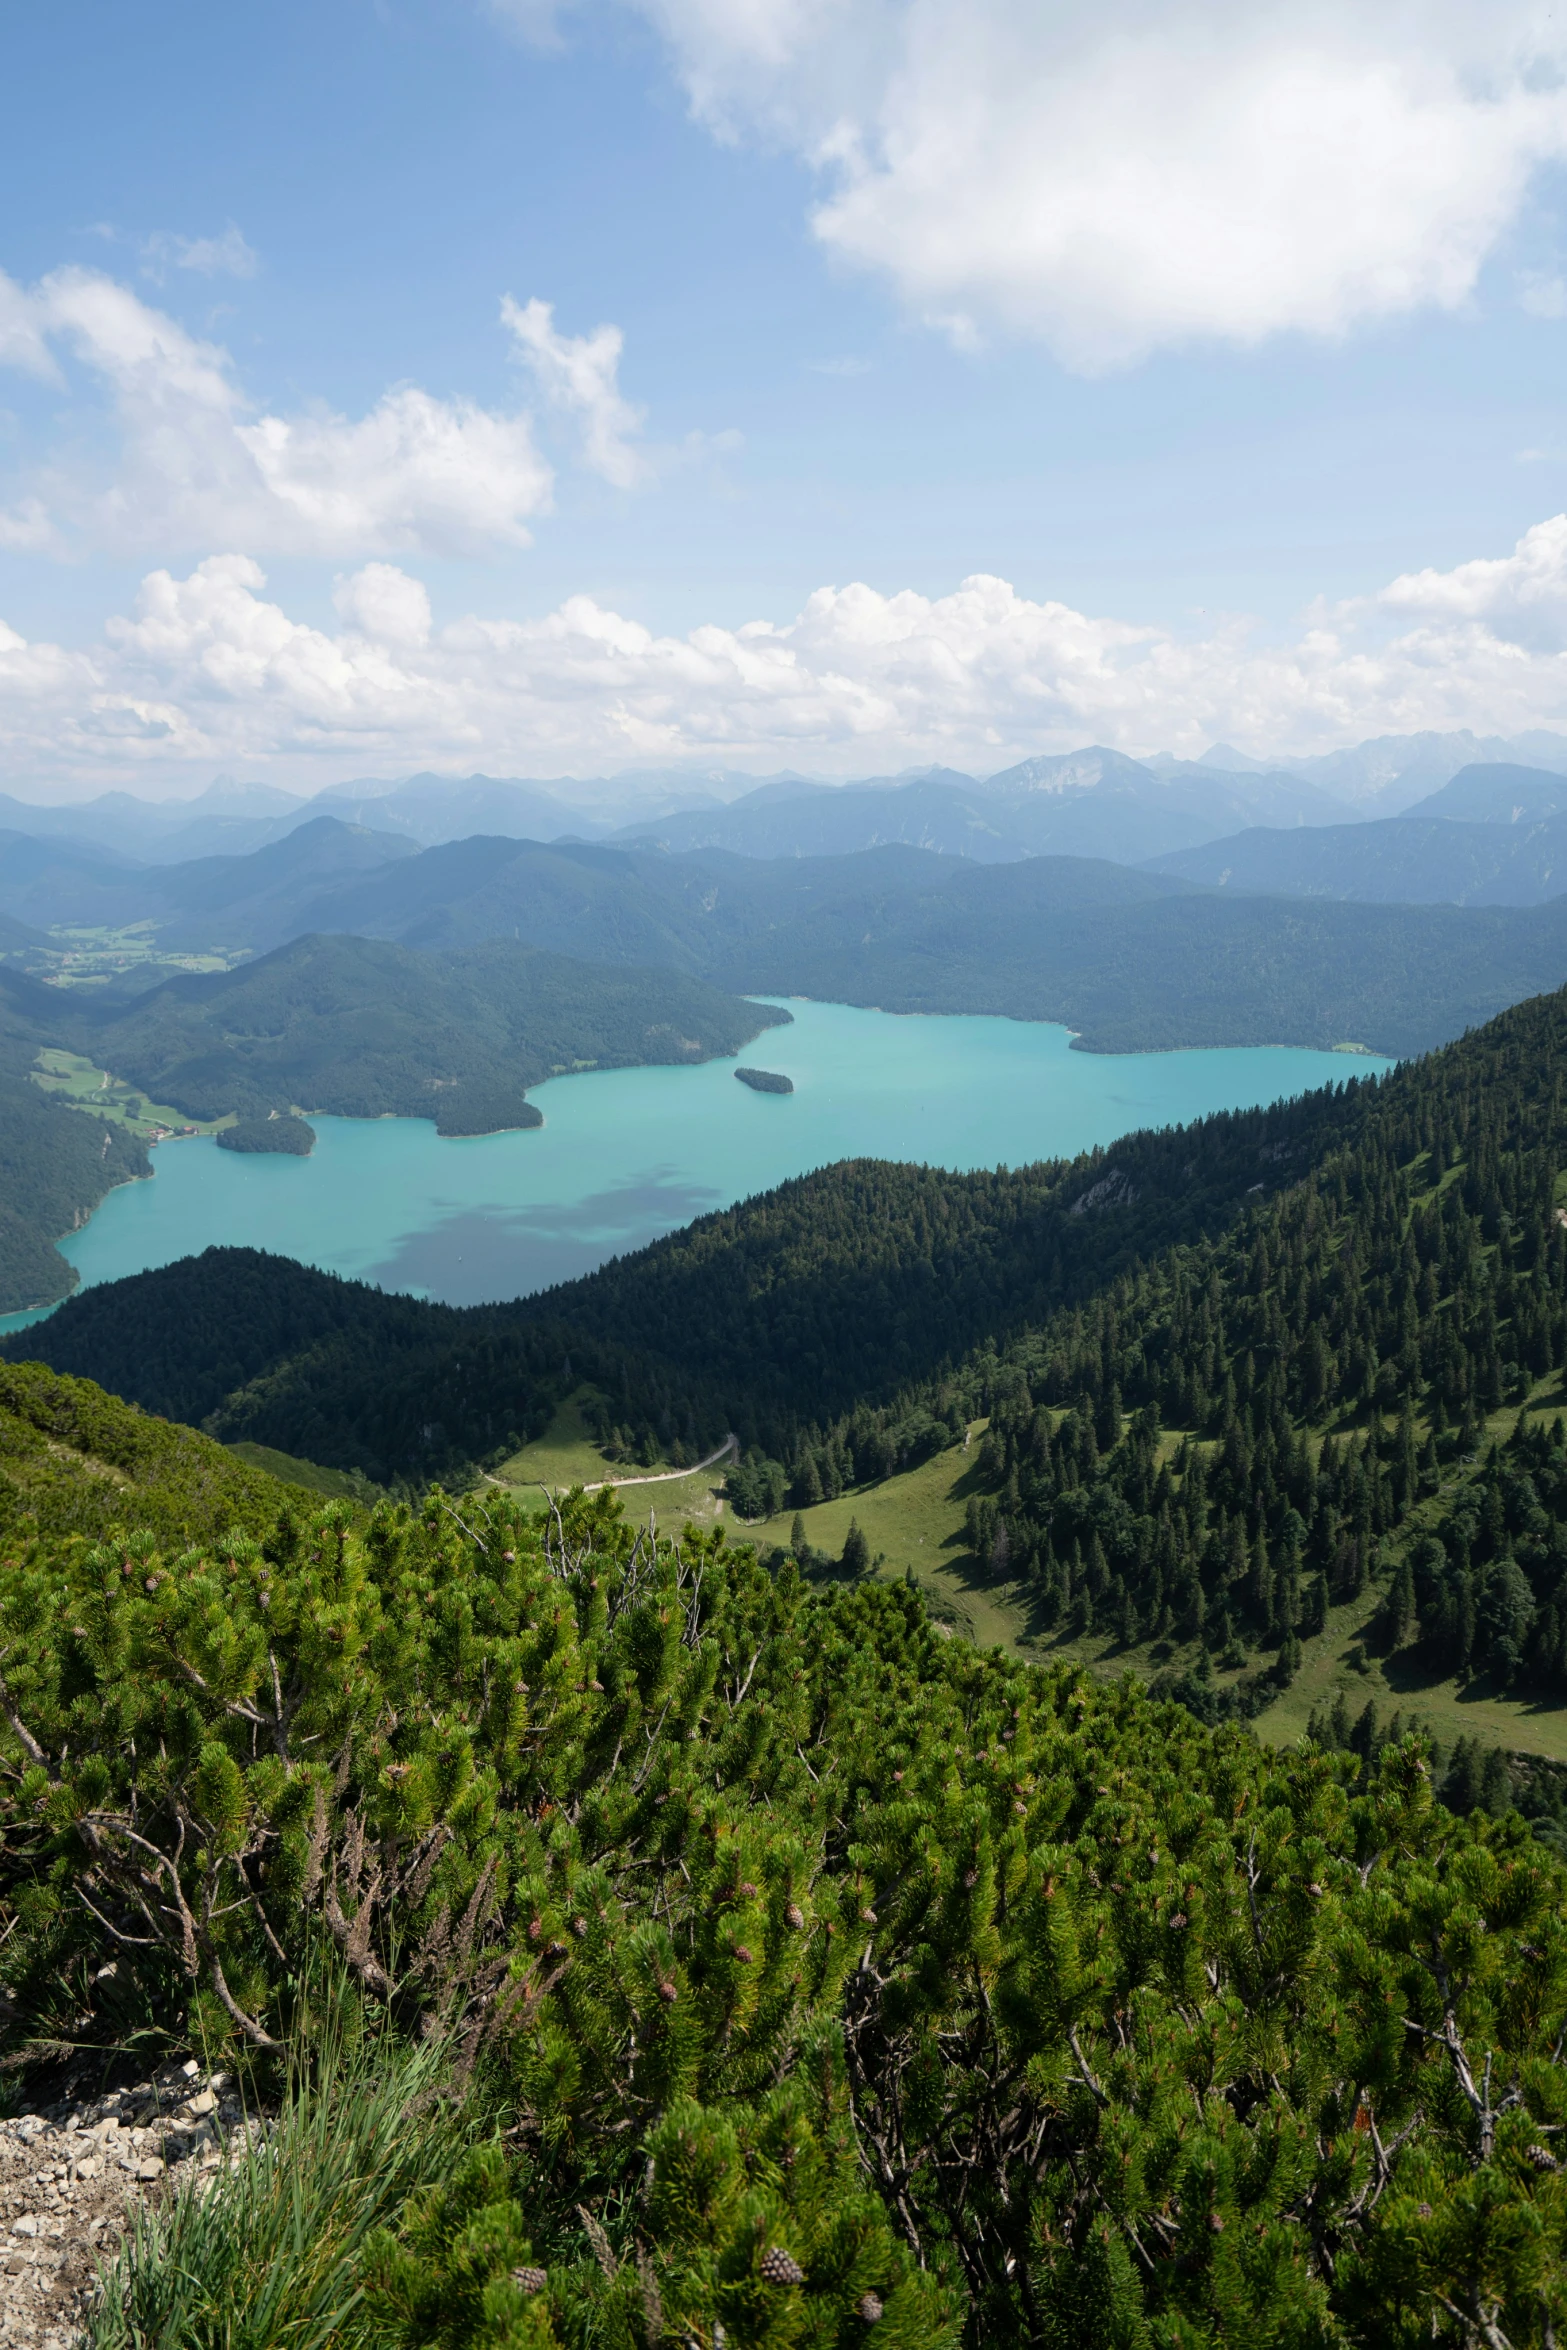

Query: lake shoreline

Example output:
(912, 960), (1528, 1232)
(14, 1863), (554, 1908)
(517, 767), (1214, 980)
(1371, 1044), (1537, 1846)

(0, 1001), (1391, 1338)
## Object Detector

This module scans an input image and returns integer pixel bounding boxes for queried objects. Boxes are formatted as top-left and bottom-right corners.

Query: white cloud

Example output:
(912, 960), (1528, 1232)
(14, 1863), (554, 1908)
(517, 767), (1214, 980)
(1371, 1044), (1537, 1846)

(0, 264), (561, 558)
(10, 515), (1567, 786)
(333, 562), (434, 649)
(590, 0), (1567, 366)
(167, 227), (259, 279)
(135, 225), (259, 283)
(502, 294), (648, 486)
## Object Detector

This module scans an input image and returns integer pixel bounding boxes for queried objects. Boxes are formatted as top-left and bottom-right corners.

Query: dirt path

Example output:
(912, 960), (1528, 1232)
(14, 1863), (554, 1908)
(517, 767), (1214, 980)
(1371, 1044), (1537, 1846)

(580, 1432), (737, 1494)
(485, 1432), (738, 1500)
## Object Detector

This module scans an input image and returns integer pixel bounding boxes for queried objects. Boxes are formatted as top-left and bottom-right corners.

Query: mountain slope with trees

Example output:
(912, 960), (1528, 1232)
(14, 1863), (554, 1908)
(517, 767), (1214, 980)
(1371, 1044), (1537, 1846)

(19, 981), (1567, 1743)
(1147, 812), (1567, 905)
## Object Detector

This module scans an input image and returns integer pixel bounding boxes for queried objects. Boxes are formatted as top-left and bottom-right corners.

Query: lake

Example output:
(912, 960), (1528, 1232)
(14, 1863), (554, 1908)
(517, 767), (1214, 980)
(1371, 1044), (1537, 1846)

(0, 999), (1390, 1333)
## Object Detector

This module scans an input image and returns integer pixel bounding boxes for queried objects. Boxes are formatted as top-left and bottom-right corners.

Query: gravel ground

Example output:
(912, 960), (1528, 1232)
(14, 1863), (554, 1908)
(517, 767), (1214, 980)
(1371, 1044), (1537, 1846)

(0, 2058), (257, 2348)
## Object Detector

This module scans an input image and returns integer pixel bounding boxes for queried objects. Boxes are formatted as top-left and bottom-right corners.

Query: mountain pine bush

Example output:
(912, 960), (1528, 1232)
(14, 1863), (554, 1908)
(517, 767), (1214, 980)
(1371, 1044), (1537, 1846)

(1, 1469), (1563, 2344)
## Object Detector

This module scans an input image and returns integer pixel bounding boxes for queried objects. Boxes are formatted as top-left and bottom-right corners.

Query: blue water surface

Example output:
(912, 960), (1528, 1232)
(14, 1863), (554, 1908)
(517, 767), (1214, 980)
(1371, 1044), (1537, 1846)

(0, 999), (1389, 1332)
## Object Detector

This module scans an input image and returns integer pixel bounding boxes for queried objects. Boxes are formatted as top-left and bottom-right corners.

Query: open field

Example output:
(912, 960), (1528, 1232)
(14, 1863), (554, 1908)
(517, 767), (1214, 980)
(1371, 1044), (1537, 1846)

(30, 923), (240, 989)
(30, 1048), (230, 1139)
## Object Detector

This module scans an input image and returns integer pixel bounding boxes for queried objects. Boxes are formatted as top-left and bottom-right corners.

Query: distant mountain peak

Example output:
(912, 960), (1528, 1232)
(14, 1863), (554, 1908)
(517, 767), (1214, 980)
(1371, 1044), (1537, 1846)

(1197, 742), (1271, 773)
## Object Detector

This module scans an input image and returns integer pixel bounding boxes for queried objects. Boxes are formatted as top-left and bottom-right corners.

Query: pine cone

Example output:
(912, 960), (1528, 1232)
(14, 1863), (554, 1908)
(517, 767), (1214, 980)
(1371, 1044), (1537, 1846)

(732, 1943), (755, 1964)
(785, 1903), (805, 1930)
(738, 1880), (758, 1897)
(657, 1979), (678, 2004)
(856, 2291), (885, 2321)
(511, 2264), (548, 2295)
(572, 1916), (589, 1939)
(759, 2246), (805, 2286)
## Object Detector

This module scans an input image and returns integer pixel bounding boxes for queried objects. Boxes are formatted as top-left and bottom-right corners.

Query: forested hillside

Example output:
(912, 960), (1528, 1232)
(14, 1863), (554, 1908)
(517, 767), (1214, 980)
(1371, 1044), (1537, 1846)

(300, 834), (1567, 1053)
(1148, 811), (1567, 905)
(20, 981), (1567, 1746)
(0, 1359), (287, 1547)
(65, 933), (790, 1130)
(0, 969), (149, 1309)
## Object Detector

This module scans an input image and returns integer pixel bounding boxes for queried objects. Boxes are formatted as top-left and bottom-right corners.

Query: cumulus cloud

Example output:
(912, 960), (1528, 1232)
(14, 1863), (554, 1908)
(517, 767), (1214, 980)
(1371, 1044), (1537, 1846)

(8, 516), (1567, 787)
(566, 0), (1567, 366)
(502, 295), (648, 486)
(0, 265), (561, 558)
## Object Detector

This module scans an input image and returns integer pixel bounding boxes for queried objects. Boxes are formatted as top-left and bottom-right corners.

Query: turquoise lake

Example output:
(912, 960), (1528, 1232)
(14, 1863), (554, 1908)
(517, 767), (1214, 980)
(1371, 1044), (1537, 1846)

(0, 1000), (1390, 1333)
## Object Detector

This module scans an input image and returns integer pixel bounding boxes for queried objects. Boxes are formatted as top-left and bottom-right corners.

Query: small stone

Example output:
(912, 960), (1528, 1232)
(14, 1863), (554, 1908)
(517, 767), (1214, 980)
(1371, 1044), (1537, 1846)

(11, 2216), (38, 2237)
(136, 2158), (165, 2181)
(187, 2091), (218, 2118)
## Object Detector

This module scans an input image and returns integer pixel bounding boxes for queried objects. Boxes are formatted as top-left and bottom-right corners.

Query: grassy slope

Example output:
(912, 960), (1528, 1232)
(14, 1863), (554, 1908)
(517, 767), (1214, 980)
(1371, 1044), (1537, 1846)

(491, 1392), (731, 1532)
(223, 1439), (381, 1503)
(736, 1396), (1567, 1765)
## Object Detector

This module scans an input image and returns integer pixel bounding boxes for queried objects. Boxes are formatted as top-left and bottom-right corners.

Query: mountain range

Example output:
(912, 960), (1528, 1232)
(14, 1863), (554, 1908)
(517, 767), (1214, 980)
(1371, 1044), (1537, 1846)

(5, 723), (1567, 871)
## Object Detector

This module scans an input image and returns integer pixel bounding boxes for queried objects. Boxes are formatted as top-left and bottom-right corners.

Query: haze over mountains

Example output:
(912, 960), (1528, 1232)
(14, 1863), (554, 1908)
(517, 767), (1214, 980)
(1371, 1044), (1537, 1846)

(6, 723), (1567, 872)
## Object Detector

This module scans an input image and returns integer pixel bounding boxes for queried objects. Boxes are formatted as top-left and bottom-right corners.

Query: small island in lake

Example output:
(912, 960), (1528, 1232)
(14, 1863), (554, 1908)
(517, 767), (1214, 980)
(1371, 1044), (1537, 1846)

(734, 1066), (794, 1094)
(217, 1113), (317, 1156)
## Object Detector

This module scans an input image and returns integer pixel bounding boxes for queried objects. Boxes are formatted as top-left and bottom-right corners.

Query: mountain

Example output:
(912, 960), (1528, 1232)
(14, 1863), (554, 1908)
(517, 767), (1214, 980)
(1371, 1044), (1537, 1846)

(0, 814), (414, 938)
(0, 828), (150, 928)
(610, 773), (1028, 862)
(140, 815), (421, 945)
(0, 907), (50, 958)
(609, 758), (1354, 865)
(1145, 811), (1567, 905)
(1402, 760), (1567, 825)
(0, 777), (313, 864)
(293, 832), (1567, 1055)
(1271, 729), (1567, 812)
(313, 771), (598, 846)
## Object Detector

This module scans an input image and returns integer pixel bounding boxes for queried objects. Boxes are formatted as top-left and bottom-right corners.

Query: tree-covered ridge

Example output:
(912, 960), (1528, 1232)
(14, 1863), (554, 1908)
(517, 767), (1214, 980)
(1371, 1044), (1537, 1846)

(0, 1360), (288, 1549)
(756, 985), (1567, 1714)
(2, 1477), (1564, 2346)
(62, 932), (791, 1128)
(301, 830), (1567, 1056)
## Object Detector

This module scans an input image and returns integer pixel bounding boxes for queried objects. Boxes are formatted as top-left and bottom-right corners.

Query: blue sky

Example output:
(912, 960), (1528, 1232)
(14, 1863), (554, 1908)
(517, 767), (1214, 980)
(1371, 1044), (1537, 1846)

(6, 0), (1567, 793)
